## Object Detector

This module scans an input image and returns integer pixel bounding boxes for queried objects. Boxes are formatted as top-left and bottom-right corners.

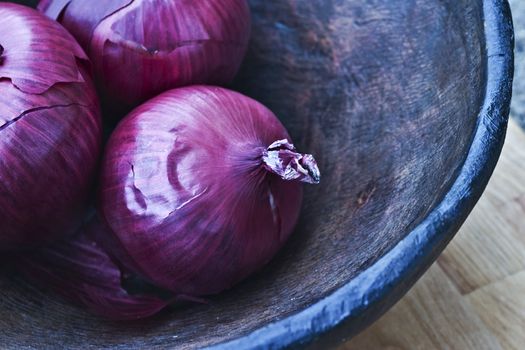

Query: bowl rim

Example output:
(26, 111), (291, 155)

(207, 0), (514, 349)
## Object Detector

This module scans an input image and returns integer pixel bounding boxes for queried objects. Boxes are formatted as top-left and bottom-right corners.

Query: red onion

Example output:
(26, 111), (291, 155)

(0, 3), (102, 250)
(99, 86), (320, 296)
(38, 0), (251, 108)
(15, 215), (169, 320)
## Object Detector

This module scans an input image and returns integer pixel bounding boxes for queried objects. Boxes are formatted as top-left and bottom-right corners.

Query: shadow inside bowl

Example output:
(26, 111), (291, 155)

(0, 0), (487, 349)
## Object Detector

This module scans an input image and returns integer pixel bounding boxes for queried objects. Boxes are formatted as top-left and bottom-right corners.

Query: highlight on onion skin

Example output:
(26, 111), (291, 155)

(38, 0), (252, 109)
(98, 86), (320, 297)
(0, 3), (102, 251)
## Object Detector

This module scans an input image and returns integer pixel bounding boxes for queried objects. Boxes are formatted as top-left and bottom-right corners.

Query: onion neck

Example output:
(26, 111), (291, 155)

(262, 139), (320, 184)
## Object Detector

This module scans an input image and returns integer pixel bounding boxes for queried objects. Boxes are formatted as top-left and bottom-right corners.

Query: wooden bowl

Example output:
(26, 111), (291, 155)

(1, 0), (514, 348)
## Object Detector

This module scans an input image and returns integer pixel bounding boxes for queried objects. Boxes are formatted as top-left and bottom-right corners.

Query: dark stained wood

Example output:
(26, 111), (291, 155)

(0, 0), (512, 349)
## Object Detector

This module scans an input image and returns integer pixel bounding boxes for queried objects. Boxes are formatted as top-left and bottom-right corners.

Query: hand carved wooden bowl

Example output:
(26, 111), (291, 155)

(1, 0), (514, 349)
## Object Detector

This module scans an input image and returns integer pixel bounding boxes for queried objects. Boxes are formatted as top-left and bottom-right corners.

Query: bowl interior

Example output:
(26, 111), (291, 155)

(0, 0), (486, 348)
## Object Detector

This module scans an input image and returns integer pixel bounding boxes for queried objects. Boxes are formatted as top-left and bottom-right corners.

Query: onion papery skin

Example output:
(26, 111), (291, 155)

(38, 0), (251, 109)
(99, 86), (308, 296)
(15, 215), (169, 321)
(0, 3), (102, 251)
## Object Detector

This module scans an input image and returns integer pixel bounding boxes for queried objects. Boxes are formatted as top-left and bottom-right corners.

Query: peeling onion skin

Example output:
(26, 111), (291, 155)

(38, 0), (252, 109)
(99, 86), (319, 296)
(15, 215), (169, 321)
(0, 4), (102, 251)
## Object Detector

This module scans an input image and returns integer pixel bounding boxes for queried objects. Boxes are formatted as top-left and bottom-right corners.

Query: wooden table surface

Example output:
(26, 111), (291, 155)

(342, 119), (525, 350)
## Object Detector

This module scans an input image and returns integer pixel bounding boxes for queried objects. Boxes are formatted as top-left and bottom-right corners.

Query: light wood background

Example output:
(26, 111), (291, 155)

(342, 119), (525, 350)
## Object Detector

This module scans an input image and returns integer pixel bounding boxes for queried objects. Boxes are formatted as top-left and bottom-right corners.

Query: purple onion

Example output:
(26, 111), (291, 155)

(98, 86), (320, 297)
(0, 3), (102, 250)
(38, 0), (251, 108)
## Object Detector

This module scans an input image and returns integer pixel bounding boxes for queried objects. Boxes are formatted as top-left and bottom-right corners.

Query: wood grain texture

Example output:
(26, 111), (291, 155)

(343, 120), (525, 349)
(467, 271), (525, 350)
(341, 266), (501, 350)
